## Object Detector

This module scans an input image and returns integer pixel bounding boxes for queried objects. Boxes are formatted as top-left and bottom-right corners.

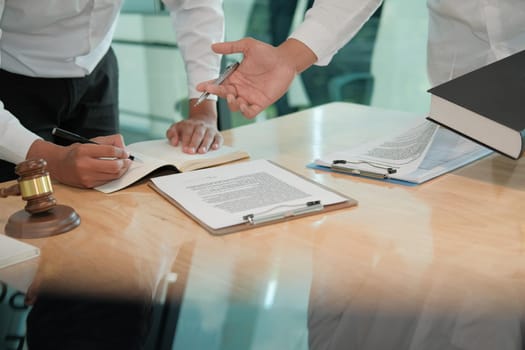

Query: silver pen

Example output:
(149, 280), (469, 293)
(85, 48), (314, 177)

(330, 164), (388, 179)
(194, 61), (240, 107)
(242, 201), (323, 225)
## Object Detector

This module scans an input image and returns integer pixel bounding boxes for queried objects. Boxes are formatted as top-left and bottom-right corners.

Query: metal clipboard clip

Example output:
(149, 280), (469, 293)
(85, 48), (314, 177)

(242, 200), (324, 225)
(330, 159), (397, 179)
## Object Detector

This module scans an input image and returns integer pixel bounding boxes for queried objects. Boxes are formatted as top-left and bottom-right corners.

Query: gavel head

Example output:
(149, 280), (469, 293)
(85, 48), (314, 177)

(15, 159), (57, 214)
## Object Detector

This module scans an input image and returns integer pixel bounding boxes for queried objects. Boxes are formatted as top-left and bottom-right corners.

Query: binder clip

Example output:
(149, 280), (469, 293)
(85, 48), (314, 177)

(0, 159), (80, 238)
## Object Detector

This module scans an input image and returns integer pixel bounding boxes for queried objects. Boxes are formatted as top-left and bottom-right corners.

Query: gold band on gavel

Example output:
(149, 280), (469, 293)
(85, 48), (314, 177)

(18, 174), (53, 198)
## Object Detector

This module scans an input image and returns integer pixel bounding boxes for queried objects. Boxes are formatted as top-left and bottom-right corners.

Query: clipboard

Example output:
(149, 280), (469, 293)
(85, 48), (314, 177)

(148, 159), (357, 235)
(306, 163), (417, 187)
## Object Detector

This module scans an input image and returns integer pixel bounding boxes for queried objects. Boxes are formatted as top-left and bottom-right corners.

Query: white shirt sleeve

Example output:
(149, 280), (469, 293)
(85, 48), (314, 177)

(0, 103), (42, 164)
(0, 0), (41, 164)
(162, 0), (224, 99)
(290, 0), (383, 66)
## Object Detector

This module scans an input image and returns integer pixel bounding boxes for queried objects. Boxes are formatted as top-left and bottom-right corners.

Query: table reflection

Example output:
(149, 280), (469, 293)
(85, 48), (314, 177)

(308, 267), (524, 350)
(307, 202), (525, 350)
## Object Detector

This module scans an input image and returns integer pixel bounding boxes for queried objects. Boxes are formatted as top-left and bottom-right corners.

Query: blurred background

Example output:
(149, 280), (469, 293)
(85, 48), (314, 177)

(116, 0), (430, 142)
(0, 2), (433, 349)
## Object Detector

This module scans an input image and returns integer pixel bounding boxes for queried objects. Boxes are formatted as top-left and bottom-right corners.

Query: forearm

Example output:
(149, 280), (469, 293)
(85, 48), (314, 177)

(277, 38), (318, 74)
(25, 139), (66, 181)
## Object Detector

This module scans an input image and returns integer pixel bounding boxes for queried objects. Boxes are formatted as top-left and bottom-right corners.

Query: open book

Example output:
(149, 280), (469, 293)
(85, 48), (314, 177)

(95, 139), (249, 193)
(149, 159), (356, 235)
(313, 119), (492, 185)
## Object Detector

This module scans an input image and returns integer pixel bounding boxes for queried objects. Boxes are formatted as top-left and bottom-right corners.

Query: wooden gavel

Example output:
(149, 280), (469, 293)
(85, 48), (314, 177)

(1, 159), (57, 213)
(1, 159), (80, 238)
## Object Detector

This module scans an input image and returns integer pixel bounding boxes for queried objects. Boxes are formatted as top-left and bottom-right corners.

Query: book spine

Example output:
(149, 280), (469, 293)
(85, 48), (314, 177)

(518, 129), (525, 158)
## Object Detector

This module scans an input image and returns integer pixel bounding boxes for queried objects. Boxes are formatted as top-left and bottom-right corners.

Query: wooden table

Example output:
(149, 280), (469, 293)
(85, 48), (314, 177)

(1, 102), (524, 349)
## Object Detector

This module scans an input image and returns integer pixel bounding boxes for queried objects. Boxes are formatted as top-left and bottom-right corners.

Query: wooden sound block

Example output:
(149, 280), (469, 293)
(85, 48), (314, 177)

(5, 204), (81, 239)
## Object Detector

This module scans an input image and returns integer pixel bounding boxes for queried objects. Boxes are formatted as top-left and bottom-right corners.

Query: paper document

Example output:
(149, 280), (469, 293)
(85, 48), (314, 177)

(95, 140), (249, 194)
(314, 120), (492, 184)
(0, 234), (40, 269)
(149, 159), (355, 234)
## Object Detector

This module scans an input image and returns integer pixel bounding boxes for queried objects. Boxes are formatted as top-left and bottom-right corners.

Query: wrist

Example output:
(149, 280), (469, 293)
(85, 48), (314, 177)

(188, 99), (218, 125)
(26, 139), (64, 180)
(277, 38), (318, 74)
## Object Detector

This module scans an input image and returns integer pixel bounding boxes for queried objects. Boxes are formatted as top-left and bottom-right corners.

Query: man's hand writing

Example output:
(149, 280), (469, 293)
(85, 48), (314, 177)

(26, 135), (132, 188)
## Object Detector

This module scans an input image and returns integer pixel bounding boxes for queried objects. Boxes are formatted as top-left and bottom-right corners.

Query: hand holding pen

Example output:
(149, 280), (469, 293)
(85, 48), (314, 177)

(25, 130), (133, 188)
(194, 61), (240, 107)
(196, 38), (304, 119)
(52, 127), (135, 160)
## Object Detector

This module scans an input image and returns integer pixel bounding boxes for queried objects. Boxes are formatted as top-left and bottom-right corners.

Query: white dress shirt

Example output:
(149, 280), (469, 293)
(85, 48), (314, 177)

(290, 0), (525, 81)
(426, 0), (525, 85)
(290, 0), (382, 66)
(0, 0), (223, 165)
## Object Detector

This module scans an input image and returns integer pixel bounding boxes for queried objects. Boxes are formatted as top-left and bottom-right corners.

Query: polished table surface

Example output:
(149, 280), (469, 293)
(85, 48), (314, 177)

(1, 102), (525, 349)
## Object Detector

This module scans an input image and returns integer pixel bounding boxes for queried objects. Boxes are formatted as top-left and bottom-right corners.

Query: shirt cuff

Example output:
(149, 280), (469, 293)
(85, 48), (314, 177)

(0, 114), (41, 164)
(187, 65), (220, 100)
(290, 20), (339, 66)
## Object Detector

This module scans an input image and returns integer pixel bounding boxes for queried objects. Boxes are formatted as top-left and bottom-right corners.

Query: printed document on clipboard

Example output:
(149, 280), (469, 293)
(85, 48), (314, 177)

(149, 159), (356, 235)
(312, 120), (492, 185)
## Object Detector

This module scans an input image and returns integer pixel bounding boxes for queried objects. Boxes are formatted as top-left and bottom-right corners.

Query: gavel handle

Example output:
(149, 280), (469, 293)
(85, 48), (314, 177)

(0, 184), (20, 198)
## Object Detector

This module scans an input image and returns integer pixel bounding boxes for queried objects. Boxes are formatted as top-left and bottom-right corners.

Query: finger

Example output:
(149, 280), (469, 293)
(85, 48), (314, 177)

(89, 158), (132, 176)
(198, 130), (223, 152)
(210, 132), (224, 151)
(211, 39), (250, 55)
(235, 96), (263, 118)
(75, 158), (132, 188)
(184, 126), (207, 154)
(241, 105), (263, 119)
(201, 84), (236, 98)
(196, 79), (216, 92)
(179, 127), (196, 154)
(226, 94), (241, 112)
(166, 125), (180, 146)
(238, 97), (263, 119)
(195, 129), (215, 154)
(92, 134), (126, 148)
(79, 144), (131, 160)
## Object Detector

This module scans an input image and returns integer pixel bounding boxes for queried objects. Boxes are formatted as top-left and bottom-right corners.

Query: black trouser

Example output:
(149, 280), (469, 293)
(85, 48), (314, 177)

(0, 48), (119, 182)
(26, 293), (151, 350)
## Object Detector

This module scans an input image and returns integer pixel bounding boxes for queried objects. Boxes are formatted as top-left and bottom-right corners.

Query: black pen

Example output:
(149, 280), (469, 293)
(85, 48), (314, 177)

(52, 127), (135, 160)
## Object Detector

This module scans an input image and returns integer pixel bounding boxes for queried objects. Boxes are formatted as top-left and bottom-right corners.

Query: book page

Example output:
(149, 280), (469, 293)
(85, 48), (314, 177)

(150, 159), (350, 230)
(316, 120), (439, 176)
(95, 152), (169, 194)
(95, 140), (249, 194)
(127, 139), (248, 172)
(396, 126), (492, 183)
